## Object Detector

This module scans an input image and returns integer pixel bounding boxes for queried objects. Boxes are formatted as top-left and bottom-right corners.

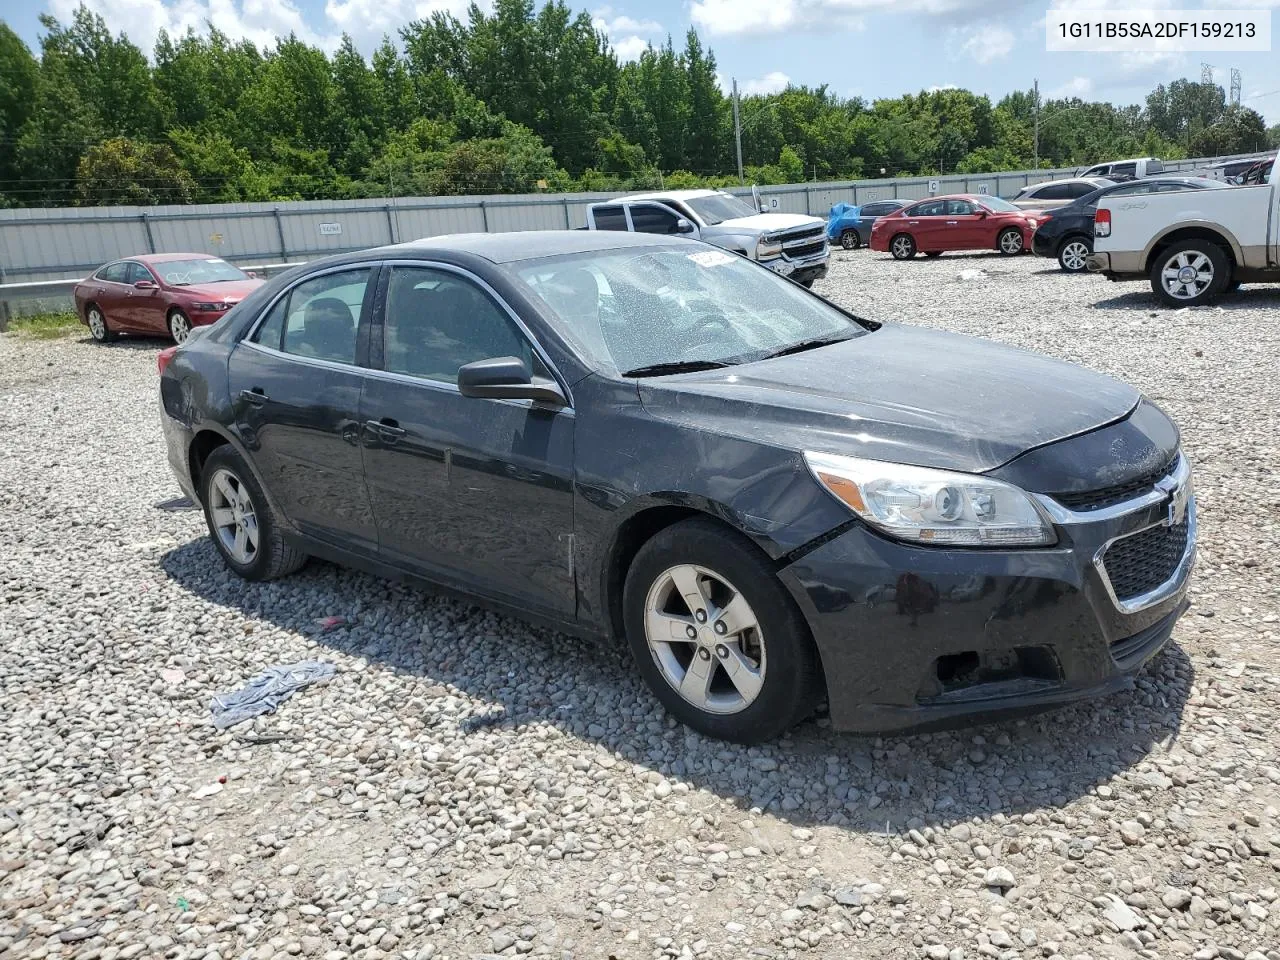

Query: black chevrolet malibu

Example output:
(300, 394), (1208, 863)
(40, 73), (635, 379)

(159, 231), (1195, 743)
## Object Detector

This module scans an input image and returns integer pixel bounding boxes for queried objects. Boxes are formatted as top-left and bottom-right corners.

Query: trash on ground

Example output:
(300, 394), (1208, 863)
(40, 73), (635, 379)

(209, 661), (336, 729)
(957, 268), (987, 282)
(160, 668), (186, 685)
(313, 615), (351, 633)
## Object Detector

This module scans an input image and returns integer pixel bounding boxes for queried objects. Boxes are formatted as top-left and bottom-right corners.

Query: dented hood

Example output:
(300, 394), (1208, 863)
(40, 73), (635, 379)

(637, 324), (1141, 474)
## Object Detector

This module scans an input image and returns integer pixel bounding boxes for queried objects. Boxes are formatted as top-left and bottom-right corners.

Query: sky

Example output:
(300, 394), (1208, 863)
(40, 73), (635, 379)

(6, 0), (1280, 124)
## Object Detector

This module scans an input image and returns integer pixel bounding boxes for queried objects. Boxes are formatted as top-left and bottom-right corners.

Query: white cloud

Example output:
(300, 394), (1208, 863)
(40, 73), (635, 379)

(926, 83), (958, 93)
(743, 71), (791, 95)
(951, 23), (1013, 64)
(690, 0), (987, 36)
(590, 6), (661, 63)
(1048, 75), (1093, 99)
(48, 0), (486, 55)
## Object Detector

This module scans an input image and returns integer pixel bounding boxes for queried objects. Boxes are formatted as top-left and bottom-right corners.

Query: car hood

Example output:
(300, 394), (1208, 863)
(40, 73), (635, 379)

(174, 280), (263, 301)
(704, 213), (825, 234)
(637, 324), (1140, 474)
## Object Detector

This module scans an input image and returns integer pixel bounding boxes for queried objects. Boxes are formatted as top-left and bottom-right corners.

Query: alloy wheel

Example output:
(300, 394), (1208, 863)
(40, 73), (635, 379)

(841, 231), (860, 250)
(1000, 230), (1024, 254)
(88, 308), (107, 341)
(643, 564), (766, 716)
(1059, 240), (1090, 272)
(891, 235), (914, 259)
(169, 312), (191, 343)
(208, 467), (259, 565)
(1160, 250), (1214, 301)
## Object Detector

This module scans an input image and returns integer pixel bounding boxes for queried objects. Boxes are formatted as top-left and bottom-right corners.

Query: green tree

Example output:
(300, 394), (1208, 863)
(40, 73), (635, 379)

(76, 136), (195, 205)
(0, 24), (40, 198)
(1190, 105), (1269, 157)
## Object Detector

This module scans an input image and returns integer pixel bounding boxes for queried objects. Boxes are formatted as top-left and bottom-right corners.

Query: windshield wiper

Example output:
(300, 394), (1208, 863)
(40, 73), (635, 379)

(756, 333), (856, 361)
(622, 359), (735, 378)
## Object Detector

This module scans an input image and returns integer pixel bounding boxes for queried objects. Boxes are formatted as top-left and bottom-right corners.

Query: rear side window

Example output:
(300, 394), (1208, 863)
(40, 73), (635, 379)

(1083, 165), (1109, 177)
(1064, 182), (1098, 199)
(909, 200), (946, 217)
(592, 206), (628, 231)
(274, 268), (371, 365)
(862, 202), (894, 217)
(97, 262), (129, 283)
(1147, 159), (1164, 174)
(1034, 183), (1071, 201)
(251, 297), (287, 350)
(1112, 162), (1138, 178)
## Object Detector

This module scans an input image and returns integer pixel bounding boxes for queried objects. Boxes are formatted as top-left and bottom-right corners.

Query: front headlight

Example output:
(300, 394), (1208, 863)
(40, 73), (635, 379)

(757, 235), (783, 259)
(192, 301), (230, 312)
(804, 451), (1056, 547)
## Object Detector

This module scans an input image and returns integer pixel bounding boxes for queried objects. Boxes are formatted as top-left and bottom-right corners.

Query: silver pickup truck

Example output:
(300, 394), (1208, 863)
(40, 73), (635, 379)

(586, 189), (830, 288)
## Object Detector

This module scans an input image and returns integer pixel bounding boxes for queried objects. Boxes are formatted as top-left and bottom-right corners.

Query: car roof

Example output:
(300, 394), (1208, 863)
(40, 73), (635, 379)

(134, 252), (230, 264)
(620, 189), (723, 202)
(375, 230), (686, 264)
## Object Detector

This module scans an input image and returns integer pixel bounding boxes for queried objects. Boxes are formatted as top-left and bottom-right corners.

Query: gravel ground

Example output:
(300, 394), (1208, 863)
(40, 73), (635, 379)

(2, 249), (1279, 960)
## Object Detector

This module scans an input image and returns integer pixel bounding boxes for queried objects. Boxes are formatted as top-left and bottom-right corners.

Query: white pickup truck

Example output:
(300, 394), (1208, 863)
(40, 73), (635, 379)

(1087, 162), (1280, 306)
(585, 189), (830, 288)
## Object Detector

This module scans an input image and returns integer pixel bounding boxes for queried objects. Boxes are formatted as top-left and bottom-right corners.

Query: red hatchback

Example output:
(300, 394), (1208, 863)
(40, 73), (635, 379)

(75, 253), (264, 344)
(869, 194), (1039, 260)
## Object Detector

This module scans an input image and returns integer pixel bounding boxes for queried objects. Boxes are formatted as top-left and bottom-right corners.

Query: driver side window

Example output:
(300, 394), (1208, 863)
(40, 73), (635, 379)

(383, 266), (534, 385)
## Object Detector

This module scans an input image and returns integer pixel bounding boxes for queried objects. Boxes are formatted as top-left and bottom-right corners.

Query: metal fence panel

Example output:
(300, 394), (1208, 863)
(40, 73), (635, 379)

(0, 150), (1268, 286)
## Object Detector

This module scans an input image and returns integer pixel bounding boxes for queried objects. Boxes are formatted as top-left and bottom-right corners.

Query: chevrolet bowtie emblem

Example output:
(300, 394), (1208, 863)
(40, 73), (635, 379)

(1155, 474), (1189, 527)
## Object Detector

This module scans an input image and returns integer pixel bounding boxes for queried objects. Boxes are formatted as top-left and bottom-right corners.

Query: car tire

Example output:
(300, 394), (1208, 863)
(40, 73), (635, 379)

(997, 228), (1024, 256)
(86, 304), (115, 343)
(889, 233), (916, 260)
(1057, 236), (1092, 273)
(622, 517), (821, 744)
(200, 445), (307, 582)
(168, 309), (193, 344)
(924, 251), (943, 258)
(840, 229), (861, 250)
(1149, 240), (1230, 308)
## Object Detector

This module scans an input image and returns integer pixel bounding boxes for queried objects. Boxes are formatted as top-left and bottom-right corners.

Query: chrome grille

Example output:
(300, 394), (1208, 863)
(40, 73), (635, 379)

(1102, 519), (1190, 602)
(1051, 456), (1178, 512)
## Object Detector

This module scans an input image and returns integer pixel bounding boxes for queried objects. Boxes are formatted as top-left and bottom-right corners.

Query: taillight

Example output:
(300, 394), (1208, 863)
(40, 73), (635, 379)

(1094, 208), (1112, 238)
(1037, 213), (1054, 224)
(157, 346), (178, 376)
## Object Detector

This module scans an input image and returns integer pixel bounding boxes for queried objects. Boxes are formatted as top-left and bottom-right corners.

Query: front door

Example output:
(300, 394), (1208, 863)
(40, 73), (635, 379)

(226, 265), (379, 553)
(945, 199), (988, 249)
(360, 262), (576, 617)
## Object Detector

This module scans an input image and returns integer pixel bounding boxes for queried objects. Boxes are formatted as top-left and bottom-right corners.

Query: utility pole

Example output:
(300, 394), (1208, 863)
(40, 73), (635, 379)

(1032, 78), (1039, 171)
(732, 78), (744, 185)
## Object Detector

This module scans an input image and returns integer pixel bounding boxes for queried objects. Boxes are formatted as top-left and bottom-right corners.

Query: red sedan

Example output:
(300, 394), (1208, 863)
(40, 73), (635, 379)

(869, 194), (1039, 260)
(75, 253), (263, 344)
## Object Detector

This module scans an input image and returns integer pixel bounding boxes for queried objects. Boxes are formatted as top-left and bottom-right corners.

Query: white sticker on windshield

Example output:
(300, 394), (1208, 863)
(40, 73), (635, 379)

(204, 259), (224, 264)
(687, 250), (735, 268)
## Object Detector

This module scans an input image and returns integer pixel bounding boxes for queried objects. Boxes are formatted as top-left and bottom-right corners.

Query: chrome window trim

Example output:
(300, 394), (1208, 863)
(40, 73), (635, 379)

(240, 339), (363, 375)
(381, 258), (575, 409)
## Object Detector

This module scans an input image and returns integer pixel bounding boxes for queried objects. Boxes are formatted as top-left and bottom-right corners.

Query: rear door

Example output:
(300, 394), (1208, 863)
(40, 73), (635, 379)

(227, 265), (380, 553)
(94, 262), (133, 329)
(905, 199), (947, 249)
(359, 262), (576, 617)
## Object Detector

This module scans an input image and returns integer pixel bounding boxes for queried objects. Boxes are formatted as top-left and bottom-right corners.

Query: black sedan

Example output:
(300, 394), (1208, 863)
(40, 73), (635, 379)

(159, 231), (1196, 743)
(1032, 177), (1227, 272)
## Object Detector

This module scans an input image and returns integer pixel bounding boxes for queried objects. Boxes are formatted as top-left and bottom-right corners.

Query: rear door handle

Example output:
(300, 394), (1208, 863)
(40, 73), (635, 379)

(366, 418), (406, 442)
(945, 220), (958, 225)
(240, 388), (268, 406)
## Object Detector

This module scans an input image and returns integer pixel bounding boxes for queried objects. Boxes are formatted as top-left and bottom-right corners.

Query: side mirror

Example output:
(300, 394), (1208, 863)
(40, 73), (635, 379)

(246, 270), (259, 279)
(134, 279), (156, 290)
(457, 356), (567, 406)
(675, 218), (695, 234)
(976, 210), (988, 218)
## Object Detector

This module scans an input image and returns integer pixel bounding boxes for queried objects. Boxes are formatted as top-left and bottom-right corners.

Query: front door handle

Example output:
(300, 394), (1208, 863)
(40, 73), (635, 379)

(945, 220), (958, 225)
(240, 388), (268, 406)
(365, 418), (406, 442)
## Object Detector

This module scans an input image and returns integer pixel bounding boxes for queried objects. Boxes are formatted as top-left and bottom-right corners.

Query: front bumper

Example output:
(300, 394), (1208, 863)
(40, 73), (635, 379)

(763, 253), (830, 283)
(780, 461), (1196, 734)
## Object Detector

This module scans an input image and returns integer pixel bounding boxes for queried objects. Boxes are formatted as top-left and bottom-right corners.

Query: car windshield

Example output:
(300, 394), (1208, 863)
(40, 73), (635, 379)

(514, 246), (867, 374)
(977, 196), (1020, 213)
(157, 258), (248, 286)
(685, 193), (760, 225)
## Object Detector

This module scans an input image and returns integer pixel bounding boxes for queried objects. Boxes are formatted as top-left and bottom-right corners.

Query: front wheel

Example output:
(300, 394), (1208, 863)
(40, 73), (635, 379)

(168, 309), (192, 344)
(1057, 237), (1091, 273)
(997, 228), (1024, 256)
(200, 445), (307, 581)
(890, 233), (916, 260)
(623, 518), (821, 744)
(840, 230), (861, 250)
(1150, 240), (1229, 308)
